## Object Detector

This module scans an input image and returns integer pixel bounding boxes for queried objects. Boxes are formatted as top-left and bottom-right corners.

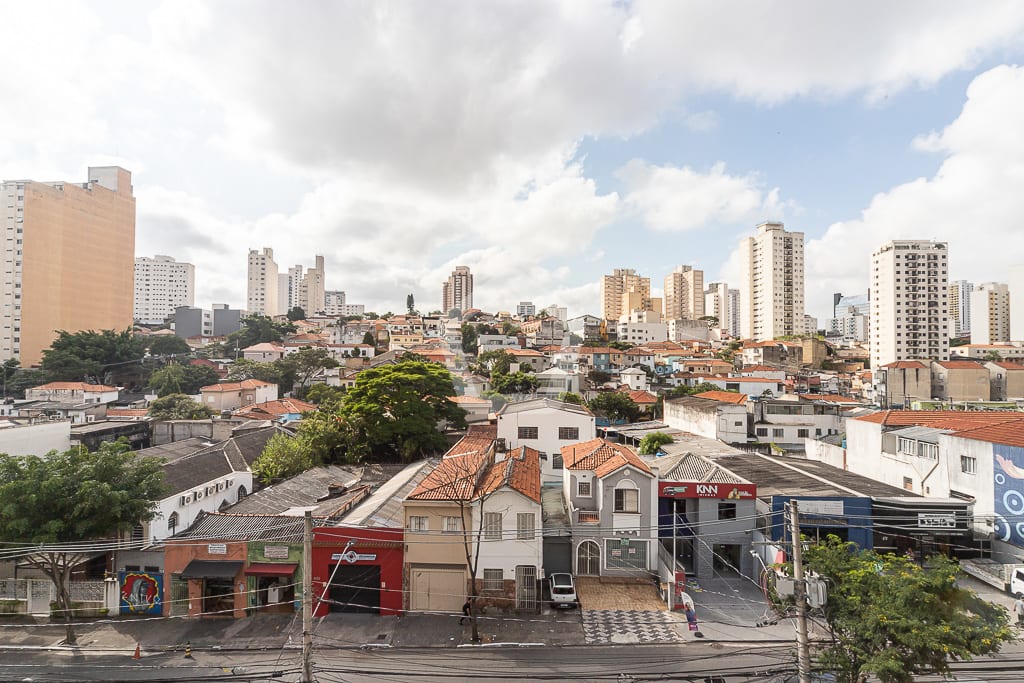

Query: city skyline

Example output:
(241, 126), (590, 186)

(6, 4), (1024, 320)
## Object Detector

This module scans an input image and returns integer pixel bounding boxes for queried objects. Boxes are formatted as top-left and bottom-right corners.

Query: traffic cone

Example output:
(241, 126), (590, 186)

(132, 643), (141, 660)
(184, 640), (193, 659)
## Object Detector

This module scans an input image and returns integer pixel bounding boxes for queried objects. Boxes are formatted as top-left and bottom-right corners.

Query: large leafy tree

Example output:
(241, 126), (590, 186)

(149, 364), (221, 397)
(276, 347), (339, 394)
(149, 393), (215, 420)
(147, 335), (192, 357)
(226, 359), (283, 385)
(460, 323), (478, 355)
(588, 392), (640, 423)
(0, 441), (164, 645)
(337, 361), (467, 462)
(252, 433), (313, 484)
(802, 536), (1013, 683)
(490, 371), (538, 395)
(40, 329), (147, 382)
(227, 316), (296, 350)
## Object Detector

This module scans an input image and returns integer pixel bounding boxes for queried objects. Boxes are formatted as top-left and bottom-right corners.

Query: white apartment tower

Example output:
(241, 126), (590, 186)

(442, 265), (473, 315)
(739, 222), (805, 341)
(600, 268), (650, 320)
(704, 282), (730, 332)
(949, 279), (973, 337)
(970, 282), (1010, 345)
(664, 266), (705, 321)
(278, 265), (304, 314)
(727, 288), (741, 338)
(247, 247), (279, 317)
(870, 240), (949, 370)
(134, 255), (195, 325)
(299, 255), (326, 315)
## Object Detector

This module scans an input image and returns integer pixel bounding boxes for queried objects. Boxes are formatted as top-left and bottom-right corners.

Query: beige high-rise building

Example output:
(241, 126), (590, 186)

(739, 222), (805, 341)
(664, 265), (705, 321)
(1, 166), (135, 365)
(247, 247), (279, 316)
(704, 281), (730, 332)
(601, 268), (650, 320)
(949, 279), (973, 337)
(134, 255), (195, 325)
(299, 255), (326, 315)
(970, 282), (1010, 345)
(870, 240), (949, 370)
(442, 265), (473, 314)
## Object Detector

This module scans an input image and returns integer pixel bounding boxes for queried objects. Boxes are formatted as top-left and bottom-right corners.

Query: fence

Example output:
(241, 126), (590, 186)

(0, 579), (115, 616)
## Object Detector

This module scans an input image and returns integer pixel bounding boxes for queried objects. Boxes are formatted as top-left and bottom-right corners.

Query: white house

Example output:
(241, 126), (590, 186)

(619, 367), (650, 392)
(496, 398), (596, 482)
(534, 367), (581, 399)
(242, 342), (286, 362)
(25, 382), (119, 404)
(664, 394), (748, 444)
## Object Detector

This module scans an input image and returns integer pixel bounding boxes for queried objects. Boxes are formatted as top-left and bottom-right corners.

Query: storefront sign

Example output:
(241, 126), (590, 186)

(918, 513), (957, 529)
(208, 543), (227, 555)
(264, 545), (290, 559)
(331, 551), (377, 564)
(799, 500), (845, 516)
(659, 482), (757, 500)
(119, 571), (163, 615)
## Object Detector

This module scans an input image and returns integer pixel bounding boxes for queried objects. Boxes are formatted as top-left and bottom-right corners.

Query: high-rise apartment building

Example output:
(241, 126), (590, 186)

(442, 265), (473, 314)
(134, 255), (195, 325)
(703, 282), (730, 332)
(517, 301), (536, 318)
(600, 268), (650, 320)
(870, 240), (949, 370)
(739, 222), (805, 341)
(247, 247), (279, 316)
(727, 289), (741, 338)
(323, 291), (364, 317)
(1, 166), (135, 365)
(664, 266), (705, 321)
(278, 265), (304, 314)
(828, 294), (870, 342)
(299, 255), (326, 315)
(949, 279), (973, 337)
(970, 282), (1011, 345)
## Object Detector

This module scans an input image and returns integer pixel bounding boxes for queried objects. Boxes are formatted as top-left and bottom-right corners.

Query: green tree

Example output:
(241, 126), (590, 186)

(461, 323), (478, 354)
(252, 433), (313, 484)
(226, 359), (283, 385)
(147, 335), (191, 357)
(5, 367), (46, 398)
(983, 350), (1003, 362)
(362, 331), (376, 346)
(501, 321), (520, 336)
(556, 392), (585, 405)
(336, 361), (467, 462)
(149, 393), (215, 420)
(476, 349), (513, 377)
(304, 383), (347, 406)
(276, 347), (339, 394)
(286, 306), (306, 322)
(802, 536), (1013, 683)
(149, 364), (220, 396)
(608, 340), (632, 351)
(639, 431), (673, 454)
(665, 382), (733, 399)
(490, 371), (539, 395)
(588, 369), (612, 384)
(588, 392), (640, 423)
(227, 316), (296, 350)
(0, 441), (164, 645)
(406, 293), (415, 313)
(1, 358), (19, 398)
(40, 328), (147, 382)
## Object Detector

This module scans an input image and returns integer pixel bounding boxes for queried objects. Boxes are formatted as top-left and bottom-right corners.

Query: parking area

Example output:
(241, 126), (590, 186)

(575, 577), (666, 611)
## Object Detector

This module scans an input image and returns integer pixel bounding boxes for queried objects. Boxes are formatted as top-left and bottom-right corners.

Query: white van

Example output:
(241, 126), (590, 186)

(1010, 567), (1024, 597)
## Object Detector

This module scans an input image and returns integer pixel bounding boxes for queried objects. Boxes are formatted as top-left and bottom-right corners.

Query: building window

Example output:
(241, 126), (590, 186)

(903, 477), (913, 491)
(552, 453), (563, 469)
(483, 568), (503, 591)
(577, 480), (592, 497)
(558, 427), (579, 440)
(167, 512), (179, 533)
(614, 487), (639, 513)
(772, 428), (784, 438)
(484, 512), (502, 540)
(518, 426), (538, 440)
(718, 502), (737, 520)
(797, 429), (809, 438)
(409, 516), (428, 532)
(961, 455), (977, 474)
(517, 513), (535, 540)
(443, 516), (462, 534)
(605, 539), (648, 570)
(756, 427), (768, 437)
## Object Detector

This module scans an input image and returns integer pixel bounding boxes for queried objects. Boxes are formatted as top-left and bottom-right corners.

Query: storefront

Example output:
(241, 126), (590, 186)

(312, 527), (404, 616)
(767, 496), (873, 549)
(871, 497), (973, 559)
(246, 541), (303, 614)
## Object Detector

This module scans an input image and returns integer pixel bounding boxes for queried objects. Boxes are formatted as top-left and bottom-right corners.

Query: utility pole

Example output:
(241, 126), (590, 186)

(789, 500), (812, 683)
(302, 511), (313, 683)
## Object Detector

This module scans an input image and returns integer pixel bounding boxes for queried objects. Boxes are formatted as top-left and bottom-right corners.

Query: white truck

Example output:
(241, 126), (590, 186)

(959, 558), (1024, 596)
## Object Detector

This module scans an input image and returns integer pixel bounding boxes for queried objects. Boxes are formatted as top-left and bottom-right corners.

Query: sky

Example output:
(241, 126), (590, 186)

(4, 1), (1024, 322)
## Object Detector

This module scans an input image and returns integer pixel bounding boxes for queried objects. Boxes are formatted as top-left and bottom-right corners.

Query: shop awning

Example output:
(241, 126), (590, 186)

(180, 560), (244, 580)
(245, 563), (299, 577)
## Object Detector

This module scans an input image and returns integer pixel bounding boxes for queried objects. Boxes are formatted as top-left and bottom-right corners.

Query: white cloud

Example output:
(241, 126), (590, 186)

(805, 65), (1024, 318)
(618, 160), (789, 232)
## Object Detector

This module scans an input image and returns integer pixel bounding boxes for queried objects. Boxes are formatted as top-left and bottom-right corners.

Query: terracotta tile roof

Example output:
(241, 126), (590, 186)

(233, 398), (317, 419)
(449, 395), (491, 404)
(854, 410), (1024, 430)
(561, 438), (652, 478)
(242, 342), (285, 352)
(200, 379), (275, 392)
(741, 365), (781, 372)
(106, 408), (149, 417)
(934, 360), (985, 370)
(467, 424), (498, 439)
(478, 447), (541, 503)
(625, 390), (658, 404)
(992, 361), (1024, 370)
(694, 390), (748, 404)
(408, 449), (491, 501)
(798, 394), (859, 403)
(880, 361), (929, 369)
(504, 348), (544, 357)
(950, 420), (1024, 448)
(33, 382), (118, 392)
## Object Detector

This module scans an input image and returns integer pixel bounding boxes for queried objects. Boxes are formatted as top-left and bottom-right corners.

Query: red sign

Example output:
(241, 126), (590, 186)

(659, 482), (757, 500)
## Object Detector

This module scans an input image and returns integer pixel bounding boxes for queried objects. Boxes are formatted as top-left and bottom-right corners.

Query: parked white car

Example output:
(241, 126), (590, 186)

(549, 573), (577, 608)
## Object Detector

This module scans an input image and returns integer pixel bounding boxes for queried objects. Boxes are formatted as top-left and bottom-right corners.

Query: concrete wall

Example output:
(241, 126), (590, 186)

(497, 406), (596, 481)
(0, 420), (71, 456)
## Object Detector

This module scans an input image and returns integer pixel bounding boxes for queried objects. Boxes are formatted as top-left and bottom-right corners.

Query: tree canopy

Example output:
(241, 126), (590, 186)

(0, 441), (164, 644)
(638, 431), (673, 454)
(588, 392), (640, 423)
(276, 347), (339, 393)
(665, 382), (733, 399)
(461, 323), (478, 354)
(556, 391), (585, 405)
(149, 393), (215, 420)
(227, 315), (296, 349)
(252, 433), (313, 484)
(286, 306), (306, 322)
(146, 335), (192, 357)
(149, 364), (221, 397)
(40, 329), (147, 382)
(802, 536), (1013, 683)
(490, 371), (538, 395)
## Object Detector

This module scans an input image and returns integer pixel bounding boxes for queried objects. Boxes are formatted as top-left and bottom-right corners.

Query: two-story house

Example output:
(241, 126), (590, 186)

(199, 379), (278, 412)
(561, 438), (657, 578)
(496, 398), (596, 482)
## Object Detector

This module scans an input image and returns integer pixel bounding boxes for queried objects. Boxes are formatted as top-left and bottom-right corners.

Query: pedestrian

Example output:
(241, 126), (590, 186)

(1014, 595), (1024, 626)
(460, 601), (471, 625)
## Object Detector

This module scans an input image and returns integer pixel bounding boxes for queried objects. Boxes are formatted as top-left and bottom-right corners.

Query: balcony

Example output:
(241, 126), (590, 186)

(577, 510), (600, 525)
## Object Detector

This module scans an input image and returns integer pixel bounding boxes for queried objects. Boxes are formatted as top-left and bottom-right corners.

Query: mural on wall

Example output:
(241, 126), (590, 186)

(119, 571), (163, 615)
(993, 444), (1024, 547)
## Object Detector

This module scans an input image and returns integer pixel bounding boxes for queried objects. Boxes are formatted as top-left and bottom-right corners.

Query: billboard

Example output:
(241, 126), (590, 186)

(993, 444), (1024, 547)
(658, 481), (757, 500)
(119, 571), (163, 615)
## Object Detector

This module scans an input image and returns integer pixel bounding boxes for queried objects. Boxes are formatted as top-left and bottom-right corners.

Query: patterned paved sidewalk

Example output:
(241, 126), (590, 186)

(581, 609), (687, 644)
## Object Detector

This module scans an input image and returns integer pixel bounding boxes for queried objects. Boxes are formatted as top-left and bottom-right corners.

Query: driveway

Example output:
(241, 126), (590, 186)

(575, 577), (666, 611)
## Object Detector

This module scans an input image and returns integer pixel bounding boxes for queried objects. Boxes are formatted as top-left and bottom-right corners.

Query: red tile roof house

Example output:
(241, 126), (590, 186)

(200, 379), (279, 412)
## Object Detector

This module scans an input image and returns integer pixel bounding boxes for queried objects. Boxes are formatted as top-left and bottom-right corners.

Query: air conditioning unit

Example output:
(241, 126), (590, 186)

(195, 490), (203, 500)
(179, 496), (188, 506)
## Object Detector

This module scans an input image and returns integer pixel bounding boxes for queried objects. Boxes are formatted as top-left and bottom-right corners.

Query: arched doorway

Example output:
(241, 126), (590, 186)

(577, 540), (600, 576)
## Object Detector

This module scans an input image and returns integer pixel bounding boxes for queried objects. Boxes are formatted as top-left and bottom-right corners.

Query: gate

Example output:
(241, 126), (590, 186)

(515, 565), (537, 610)
(169, 574), (189, 616)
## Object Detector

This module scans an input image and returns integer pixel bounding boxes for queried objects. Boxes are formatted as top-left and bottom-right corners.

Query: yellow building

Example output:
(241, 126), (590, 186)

(1, 167), (135, 366)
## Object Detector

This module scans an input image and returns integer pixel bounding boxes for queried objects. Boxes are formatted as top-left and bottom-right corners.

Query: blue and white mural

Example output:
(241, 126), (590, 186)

(992, 444), (1024, 547)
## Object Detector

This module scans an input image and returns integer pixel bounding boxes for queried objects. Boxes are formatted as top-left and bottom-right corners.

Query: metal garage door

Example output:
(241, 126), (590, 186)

(409, 566), (465, 613)
(327, 565), (381, 613)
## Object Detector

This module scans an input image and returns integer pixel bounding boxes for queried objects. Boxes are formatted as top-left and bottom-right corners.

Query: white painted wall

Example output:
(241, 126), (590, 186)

(149, 472), (254, 543)
(497, 405), (596, 482)
(0, 420), (72, 456)
(471, 490), (544, 577)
